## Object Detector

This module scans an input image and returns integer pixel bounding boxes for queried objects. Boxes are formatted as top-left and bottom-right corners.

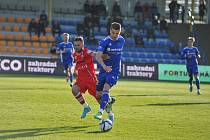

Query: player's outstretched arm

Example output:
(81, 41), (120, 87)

(93, 52), (110, 60)
(96, 52), (112, 72)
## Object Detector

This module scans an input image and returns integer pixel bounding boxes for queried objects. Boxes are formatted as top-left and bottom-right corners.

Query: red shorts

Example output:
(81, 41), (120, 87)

(75, 78), (96, 98)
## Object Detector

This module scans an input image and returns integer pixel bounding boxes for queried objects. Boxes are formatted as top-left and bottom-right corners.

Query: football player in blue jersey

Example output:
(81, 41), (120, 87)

(94, 22), (125, 122)
(56, 33), (74, 87)
(182, 37), (201, 95)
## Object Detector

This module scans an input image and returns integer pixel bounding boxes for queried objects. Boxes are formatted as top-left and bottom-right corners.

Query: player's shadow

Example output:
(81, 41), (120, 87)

(0, 125), (93, 139)
(117, 94), (178, 97)
(133, 102), (210, 107)
(86, 130), (111, 134)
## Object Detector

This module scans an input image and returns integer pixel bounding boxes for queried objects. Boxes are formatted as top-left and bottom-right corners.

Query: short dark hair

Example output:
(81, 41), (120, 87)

(74, 36), (83, 41)
(74, 36), (84, 44)
(188, 37), (195, 42)
(110, 22), (121, 30)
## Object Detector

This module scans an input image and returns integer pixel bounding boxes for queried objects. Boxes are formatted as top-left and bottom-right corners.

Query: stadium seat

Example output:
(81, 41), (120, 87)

(47, 35), (55, 42)
(24, 34), (31, 41)
(39, 36), (47, 42)
(8, 16), (15, 22)
(8, 47), (16, 53)
(34, 48), (41, 54)
(0, 33), (5, 40)
(16, 17), (23, 23)
(24, 42), (31, 47)
(26, 48), (33, 54)
(0, 46), (7, 52)
(0, 16), (6, 22)
(0, 25), (3, 31)
(5, 26), (12, 31)
(32, 42), (40, 48)
(0, 41), (6, 46)
(15, 34), (23, 41)
(24, 17), (31, 23)
(45, 27), (51, 33)
(31, 35), (39, 42)
(21, 26), (28, 32)
(43, 49), (49, 54)
(17, 47), (25, 54)
(13, 26), (20, 32)
(6, 34), (14, 40)
(16, 41), (24, 47)
(7, 41), (15, 47)
(40, 43), (48, 48)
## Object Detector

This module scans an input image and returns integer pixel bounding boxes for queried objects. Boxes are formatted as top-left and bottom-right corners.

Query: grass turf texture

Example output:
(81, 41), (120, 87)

(0, 74), (210, 140)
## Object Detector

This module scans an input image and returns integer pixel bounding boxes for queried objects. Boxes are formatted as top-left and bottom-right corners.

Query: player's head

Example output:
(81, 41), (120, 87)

(74, 36), (84, 52)
(62, 33), (70, 42)
(187, 37), (195, 47)
(110, 22), (121, 40)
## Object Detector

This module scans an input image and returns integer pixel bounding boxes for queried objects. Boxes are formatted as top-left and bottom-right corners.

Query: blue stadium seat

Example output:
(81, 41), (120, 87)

(125, 38), (135, 47)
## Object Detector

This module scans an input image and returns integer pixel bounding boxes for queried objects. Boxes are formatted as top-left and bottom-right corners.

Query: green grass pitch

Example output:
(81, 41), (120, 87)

(0, 74), (210, 140)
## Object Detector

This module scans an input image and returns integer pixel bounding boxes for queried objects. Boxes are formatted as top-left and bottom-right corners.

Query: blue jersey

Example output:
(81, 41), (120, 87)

(56, 42), (74, 68)
(181, 46), (200, 75)
(97, 35), (125, 73)
(181, 46), (200, 66)
(96, 35), (125, 90)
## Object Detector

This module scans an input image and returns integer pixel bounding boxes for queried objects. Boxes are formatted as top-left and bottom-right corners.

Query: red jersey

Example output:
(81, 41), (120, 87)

(73, 48), (96, 82)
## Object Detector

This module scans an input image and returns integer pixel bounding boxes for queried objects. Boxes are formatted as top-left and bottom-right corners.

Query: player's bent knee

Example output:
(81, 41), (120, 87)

(194, 76), (199, 80)
(96, 92), (102, 100)
(103, 83), (111, 91)
(72, 85), (80, 96)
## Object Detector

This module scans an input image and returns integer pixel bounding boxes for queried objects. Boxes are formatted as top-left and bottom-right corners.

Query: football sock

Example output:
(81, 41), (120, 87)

(189, 76), (193, 86)
(196, 79), (200, 90)
(74, 92), (86, 105)
(82, 102), (89, 108)
(69, 74), (73, 83)
(99, 91), (110, 113)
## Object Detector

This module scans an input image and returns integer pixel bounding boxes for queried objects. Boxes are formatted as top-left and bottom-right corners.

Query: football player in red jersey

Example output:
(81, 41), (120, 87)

(71, 36), (99, 118)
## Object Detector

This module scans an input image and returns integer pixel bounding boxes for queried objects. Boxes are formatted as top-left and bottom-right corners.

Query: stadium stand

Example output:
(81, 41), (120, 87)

(1, 0), (202, 64)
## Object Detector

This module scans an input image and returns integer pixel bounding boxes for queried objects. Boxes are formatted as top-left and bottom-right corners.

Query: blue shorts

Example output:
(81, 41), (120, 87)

(96, 71), (120, 92)
(63, 60), (73, 70)
(186, 65), (198, 76)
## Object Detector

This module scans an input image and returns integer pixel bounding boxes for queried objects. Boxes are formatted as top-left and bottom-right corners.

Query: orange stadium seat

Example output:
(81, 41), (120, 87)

(5, 26), (12, 31)
(39, 36), (47, 42)
(21, 26), (28, 32)
(0, 41), (6, 46)
(24, 17), (31, 23)
(16, 41), (24, 47)
(40, 42), (48, 48)
(0, 16), (6, 22)
(32, 42), (40, 48)
(0, 33), (5, 40)
(8, 47), (16, 53)
(16, 17), (23, 23)
(0, 25), (3, 31)
(45, 27), (51, 33)
(6, 34), (14, 40)
(24, 42), (31, 47)
(15, 34), (23, 41)
(34, 48), (41, 54)
(24, 34), (31, 41)
(8, 16), (15, 22)
(47, 35), (55, 42)
(17, 47), (25, 54)
(43, 49), (49, 55)
(31, 35), (39, 42)
(7, 41), (15, 47)
(26, 48), (33, 54)
(13, 26), (20, 32)
(0, 46), (7, 52)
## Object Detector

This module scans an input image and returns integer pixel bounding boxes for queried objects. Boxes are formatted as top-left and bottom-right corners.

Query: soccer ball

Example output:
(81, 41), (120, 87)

(99, 119), (113, 132)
